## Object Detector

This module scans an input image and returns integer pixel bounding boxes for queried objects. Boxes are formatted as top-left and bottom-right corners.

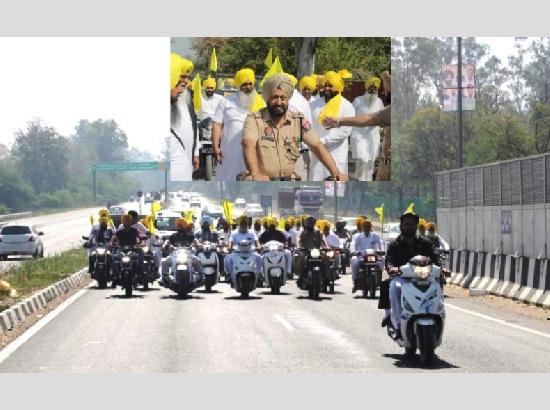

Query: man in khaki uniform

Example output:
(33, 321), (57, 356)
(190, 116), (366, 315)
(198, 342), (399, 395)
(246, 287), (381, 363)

(323, 71), (391, 181)
(241, 74), (348, 182)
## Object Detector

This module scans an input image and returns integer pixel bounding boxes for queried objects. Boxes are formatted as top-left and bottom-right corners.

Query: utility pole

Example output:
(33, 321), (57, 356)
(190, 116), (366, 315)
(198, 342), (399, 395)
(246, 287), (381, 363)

(457, 37), (463, 169)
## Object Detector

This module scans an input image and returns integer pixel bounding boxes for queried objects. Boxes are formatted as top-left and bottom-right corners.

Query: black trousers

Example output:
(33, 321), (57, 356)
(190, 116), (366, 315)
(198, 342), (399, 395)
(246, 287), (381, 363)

(378, 278), (391, 309)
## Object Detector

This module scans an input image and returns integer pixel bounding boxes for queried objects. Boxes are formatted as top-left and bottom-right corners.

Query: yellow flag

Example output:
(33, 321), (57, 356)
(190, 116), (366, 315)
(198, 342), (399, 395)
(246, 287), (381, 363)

(278, 218), (285, 230)
(151, 201), (162, 217)
(184, 210), (194, 223)
(209, 48), (218, 72)
(375, 204), (384, 226)
(264, 48), (273, 68)
(222, 199), (234, 225)
(405, 203), (415, 214)
(318, 93), (343, 125)
(250, 92), (266, 112)
(89, 215), (94, 226)
(192, 73), (202, 112)
(260, 56), (284, 86)
(109, 217), (115, 229)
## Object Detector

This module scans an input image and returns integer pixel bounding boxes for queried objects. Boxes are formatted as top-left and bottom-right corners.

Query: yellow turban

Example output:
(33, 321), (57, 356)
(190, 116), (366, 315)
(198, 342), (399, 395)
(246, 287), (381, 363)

(99, 217), (109, 225)
(299, 76), (316, 92)
(284, 73), (298, 87)
(365, 77), (381, 90)
(203, 77), (216, 89)
(324, 71), (344, 93)
(316, 75), (325, 86)
(180, 58), (194, 74)
(170, 53), (184, 90)
(234, 68), (256, 87)
(419, 218), (427, 229)
(338, 69), (353, 80)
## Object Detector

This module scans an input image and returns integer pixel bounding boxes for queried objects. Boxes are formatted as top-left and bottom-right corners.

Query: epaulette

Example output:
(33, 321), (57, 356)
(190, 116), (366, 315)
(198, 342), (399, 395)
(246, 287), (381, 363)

(252, 111), (262, 118)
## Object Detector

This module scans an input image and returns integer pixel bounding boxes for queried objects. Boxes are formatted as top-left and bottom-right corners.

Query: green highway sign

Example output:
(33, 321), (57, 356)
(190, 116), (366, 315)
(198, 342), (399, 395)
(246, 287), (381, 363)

(92, 162), (168, 172)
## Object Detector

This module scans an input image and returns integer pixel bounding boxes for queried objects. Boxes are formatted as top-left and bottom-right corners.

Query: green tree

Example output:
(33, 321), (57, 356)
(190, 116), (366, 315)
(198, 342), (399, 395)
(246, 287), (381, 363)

(72, 119), (128, 163)
(12, 120), (69, 194)
(0, 163), (36, 212)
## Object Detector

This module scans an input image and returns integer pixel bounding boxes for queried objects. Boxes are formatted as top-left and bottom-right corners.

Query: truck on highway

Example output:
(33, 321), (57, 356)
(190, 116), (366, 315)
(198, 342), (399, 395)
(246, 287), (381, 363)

(278, 185), (324, 218)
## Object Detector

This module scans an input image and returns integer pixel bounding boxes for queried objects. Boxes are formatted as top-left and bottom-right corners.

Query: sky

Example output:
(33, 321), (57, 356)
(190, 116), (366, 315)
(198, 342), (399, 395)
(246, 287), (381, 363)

(0, 37), (168, 157)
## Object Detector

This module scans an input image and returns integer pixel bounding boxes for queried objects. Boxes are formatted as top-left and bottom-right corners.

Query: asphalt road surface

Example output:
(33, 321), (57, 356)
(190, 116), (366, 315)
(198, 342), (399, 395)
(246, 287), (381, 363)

(1, 273), (549, 373)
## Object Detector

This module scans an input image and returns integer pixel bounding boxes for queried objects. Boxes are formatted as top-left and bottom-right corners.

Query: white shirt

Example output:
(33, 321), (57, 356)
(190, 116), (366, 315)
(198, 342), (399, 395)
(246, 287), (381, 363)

(198, 93), (225, 121)
(354, 231), (384, 253)
(289, 89), (313, 123)
(325, 231), (342, 248)
(213, 93), (249, 181)
(309, 96), (355, 181)
(351, 94), (384, 162)
(170, 97), (200, 181)
(230, 230), (258, 246)
(287, 229), (297, 245)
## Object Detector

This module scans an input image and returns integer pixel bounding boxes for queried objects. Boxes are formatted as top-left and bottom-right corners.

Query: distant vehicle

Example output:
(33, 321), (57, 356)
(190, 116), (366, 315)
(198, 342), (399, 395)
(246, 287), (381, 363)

(0, 224), (44, 260)
(202, 204), (223, 218)
(278, 185), (324, 217)
(245, 203), (263, 218)
(109, 206), (127, 215)
(383, 222), (400, 242)
(155, 211), (182, 241)
(190, 197), (202, 209)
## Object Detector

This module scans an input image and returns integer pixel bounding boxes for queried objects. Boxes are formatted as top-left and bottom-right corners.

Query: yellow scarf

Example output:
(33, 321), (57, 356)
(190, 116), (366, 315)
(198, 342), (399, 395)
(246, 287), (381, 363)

(250, 92), (266, 113)
(318, 93), (343, 125)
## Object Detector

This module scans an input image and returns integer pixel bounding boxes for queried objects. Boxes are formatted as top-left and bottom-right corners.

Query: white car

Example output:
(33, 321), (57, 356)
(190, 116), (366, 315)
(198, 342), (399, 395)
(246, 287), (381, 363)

(234, 198), (247, 216)
(203, 204), (223, 218)
(190, 197), (202, 209)
(0, 224), (44, 259)
(245, 203), (263, 218)
(383, 222), (400, 242)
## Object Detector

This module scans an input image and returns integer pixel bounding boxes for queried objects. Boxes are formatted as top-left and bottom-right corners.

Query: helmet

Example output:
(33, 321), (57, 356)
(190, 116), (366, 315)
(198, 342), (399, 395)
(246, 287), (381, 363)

(399, 212), (419, 224)
(175, 217), (187, 229)
(303, 216), (316, 229)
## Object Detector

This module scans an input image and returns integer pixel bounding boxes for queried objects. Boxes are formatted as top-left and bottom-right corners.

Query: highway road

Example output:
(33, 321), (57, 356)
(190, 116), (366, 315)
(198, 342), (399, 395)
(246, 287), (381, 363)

(1, 273), (549, 372)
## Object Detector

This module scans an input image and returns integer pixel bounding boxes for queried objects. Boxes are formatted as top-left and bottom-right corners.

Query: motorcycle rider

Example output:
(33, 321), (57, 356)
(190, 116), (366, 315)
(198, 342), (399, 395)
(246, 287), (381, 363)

(111, 214), (143, 283)
(418, 218), (428, 238)
(253, 219), (263, 237)
(284, 218), (297, 247)
(225, 215), (261, 281)
(351, 219), (385, 292)
(322, 221), (342, 273)
(259, 217), (293, 275)
(426, 222), (450, 251)
(87, 216), (114, 274)
(296, 216), (329, 289)
(161, 218), (199, 285)
(335, 221), (352, 243)
(195, 215), (219, 243)
(380, 212), (444, 340)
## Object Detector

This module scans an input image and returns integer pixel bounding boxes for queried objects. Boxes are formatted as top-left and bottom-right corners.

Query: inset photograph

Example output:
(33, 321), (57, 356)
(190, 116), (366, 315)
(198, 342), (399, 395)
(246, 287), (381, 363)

(170, 37), (391, 182)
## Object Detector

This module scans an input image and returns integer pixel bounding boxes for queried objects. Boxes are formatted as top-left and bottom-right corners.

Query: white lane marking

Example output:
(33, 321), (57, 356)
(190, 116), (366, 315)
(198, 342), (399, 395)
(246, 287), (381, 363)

(273, 314), (295, 331)
(446, 303), (550, 340)
(0, 287), (90, 365)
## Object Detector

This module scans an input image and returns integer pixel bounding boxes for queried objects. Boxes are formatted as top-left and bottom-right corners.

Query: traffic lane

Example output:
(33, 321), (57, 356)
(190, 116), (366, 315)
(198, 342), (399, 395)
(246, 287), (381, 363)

(2, 275), (550, 372)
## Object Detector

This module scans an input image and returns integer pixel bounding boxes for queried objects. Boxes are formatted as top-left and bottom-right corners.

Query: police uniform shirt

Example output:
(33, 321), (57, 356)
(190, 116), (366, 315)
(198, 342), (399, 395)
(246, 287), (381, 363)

(242, 108), (321, 179)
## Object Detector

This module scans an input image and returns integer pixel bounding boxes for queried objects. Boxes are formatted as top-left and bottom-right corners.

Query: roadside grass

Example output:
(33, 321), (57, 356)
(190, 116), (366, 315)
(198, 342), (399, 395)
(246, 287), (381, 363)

(0, 248), (87, 312)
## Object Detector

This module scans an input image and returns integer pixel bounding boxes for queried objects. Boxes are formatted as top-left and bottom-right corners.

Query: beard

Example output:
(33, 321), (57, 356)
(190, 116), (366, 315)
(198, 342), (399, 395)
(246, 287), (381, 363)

(364, 92), (377, 106)
(238, 90), (256, 111)
(170, 100), (180, 126)
(268, 103), (288, 117)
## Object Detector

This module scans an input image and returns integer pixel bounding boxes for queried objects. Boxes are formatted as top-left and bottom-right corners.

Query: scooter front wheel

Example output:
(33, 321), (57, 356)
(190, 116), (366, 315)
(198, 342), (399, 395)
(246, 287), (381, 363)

(418, 325), (436, 366)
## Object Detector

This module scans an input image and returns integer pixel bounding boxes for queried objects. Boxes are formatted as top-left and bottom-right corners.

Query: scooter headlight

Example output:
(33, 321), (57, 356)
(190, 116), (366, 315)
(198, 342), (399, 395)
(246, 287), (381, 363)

(413, 265), (431, 279)
(268, 243), (279, 252)
(326, 250), (334, 258)
(96, 248), (106, 256)
(310, 248), (321, 258)
(122, 256), (131, 263)
(367, 255), (377, 263)
(177, 253), (188, 264)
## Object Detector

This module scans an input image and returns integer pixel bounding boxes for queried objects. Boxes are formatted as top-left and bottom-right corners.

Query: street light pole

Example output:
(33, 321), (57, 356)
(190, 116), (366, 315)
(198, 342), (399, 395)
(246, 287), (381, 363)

(457, 37), (463, 169)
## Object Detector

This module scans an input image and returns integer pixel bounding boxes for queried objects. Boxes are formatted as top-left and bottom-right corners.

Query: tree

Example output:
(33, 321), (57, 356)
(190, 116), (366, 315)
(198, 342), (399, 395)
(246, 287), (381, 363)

(12, 119), (69, 193)
(0, 163), (36, 212)
(72, 119), (128, 163)
(530, 102), (550, 153)
(295, 37), (318, 79)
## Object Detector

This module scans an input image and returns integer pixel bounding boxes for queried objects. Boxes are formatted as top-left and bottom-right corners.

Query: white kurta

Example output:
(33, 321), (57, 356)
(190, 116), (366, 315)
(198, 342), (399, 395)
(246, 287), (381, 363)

(213, 93), (249, 181)
(351, 94), (384, 181)
(170, 98), (199, 181)
(198, 93), (225, 121)
(289, 90), (313, 123)
(309, 96), (355, 181)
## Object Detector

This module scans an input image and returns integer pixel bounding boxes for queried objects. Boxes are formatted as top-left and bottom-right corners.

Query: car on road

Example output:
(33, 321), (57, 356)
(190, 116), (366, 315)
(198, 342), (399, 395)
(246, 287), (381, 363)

(233, 198), (246, 217)
(202, 204), (223, 219)
(382, 222), (400, 242)
(245, 203), (263, 218)
(0, 224), (44, 259)
(109, 206), (127, 216)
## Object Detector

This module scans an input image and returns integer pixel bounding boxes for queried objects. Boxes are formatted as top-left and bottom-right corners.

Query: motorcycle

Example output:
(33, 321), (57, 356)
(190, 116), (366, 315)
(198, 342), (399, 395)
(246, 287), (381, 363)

(324, 248), (340, 294)
(196, 241), (220, 292)
(165, 244), (203, 297)
(386, 255), (449, 366)
(198, 117), (216, 181)
(261, 240), (287, 294)
(231, 240), (259, 298)
(82, 236), (111, 289)
(356, 249), (385, 298)
(298, 247), (328, 299)
(113, 246), (139, 297)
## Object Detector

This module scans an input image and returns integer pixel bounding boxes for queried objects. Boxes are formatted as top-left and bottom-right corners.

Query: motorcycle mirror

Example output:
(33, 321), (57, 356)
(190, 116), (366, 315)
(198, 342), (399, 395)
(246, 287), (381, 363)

(82, 236), (89, 240)
(38, 231), (44, 236)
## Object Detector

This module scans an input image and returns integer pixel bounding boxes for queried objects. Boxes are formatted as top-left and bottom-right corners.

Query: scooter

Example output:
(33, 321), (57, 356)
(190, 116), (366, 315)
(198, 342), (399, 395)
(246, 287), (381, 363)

(386, 255), (449, 366)
(231, 240), (259, 298)
(196, 241), (220, 292)
(261, 240), (287, 294)
(356, 249), (385, 298)
(166, 244), (203, 297)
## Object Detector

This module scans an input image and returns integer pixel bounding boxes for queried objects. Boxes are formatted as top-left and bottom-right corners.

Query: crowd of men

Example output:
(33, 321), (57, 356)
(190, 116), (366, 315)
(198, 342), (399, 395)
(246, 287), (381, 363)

(170, 53), (391, 182)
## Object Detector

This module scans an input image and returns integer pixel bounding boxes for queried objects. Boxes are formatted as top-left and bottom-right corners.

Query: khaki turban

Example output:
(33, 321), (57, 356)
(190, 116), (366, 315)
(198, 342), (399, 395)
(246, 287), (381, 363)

(261, 74), (294, 103)
(203, 77), (216, 89)
(299, 75), (316, 91)
(365, 76), (381, 90)
(234, 68), (256, 87)
(323, 71), (344, 93)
